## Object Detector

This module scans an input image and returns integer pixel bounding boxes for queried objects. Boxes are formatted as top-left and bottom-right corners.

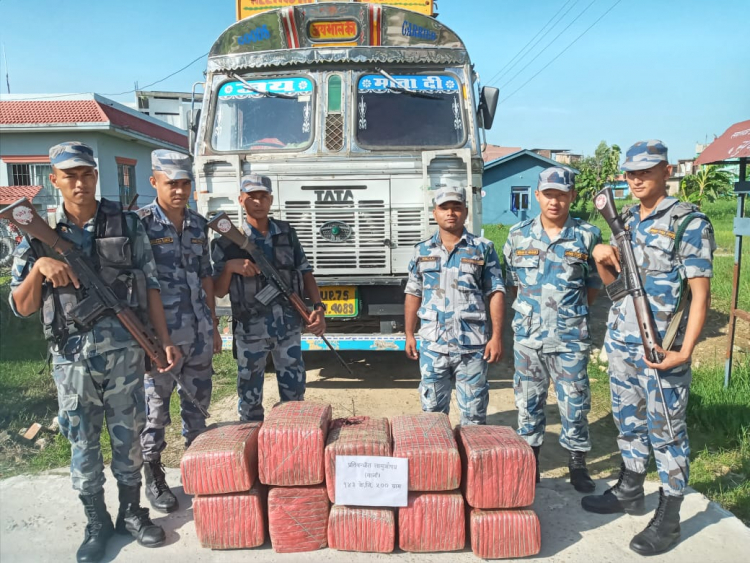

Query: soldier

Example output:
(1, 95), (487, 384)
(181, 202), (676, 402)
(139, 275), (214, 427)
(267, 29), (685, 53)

(502, 167), (602, 492)
(581, 140), (715, 556)
(137, 150), (221, 513)
(404, 186), (505, 426)
(9, 142), (181, 562)
(212, 173), (326, 421)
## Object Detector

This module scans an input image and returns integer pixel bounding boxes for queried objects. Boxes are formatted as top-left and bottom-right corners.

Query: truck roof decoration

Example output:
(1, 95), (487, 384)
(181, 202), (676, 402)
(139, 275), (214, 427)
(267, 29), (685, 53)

(236, 0), (435, 20)
(210, 2), (466, 72)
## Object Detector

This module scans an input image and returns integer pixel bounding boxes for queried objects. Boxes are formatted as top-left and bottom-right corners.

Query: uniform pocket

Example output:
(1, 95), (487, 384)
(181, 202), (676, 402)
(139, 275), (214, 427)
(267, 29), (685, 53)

(511, 298), (538, 338)
(457, 309), (487, 346)
(561, 254), (587, 288)
(417, 308), (440, 341)
(557, 304), (589, 342)
(418, 259), (441, 289)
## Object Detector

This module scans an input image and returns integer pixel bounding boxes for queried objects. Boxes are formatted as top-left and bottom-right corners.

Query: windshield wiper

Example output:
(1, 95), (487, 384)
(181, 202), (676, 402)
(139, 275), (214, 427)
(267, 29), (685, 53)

(375, 69), (441, 100)
(229, 73), (297, 99)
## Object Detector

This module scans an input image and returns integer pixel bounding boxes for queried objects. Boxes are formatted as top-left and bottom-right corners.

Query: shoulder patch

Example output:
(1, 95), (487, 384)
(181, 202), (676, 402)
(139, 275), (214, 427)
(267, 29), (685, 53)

(136, 207), (152, 219)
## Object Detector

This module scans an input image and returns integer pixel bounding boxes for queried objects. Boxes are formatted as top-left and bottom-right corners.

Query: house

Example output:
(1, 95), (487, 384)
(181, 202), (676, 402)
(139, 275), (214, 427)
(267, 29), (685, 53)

(531, 148), (582, 165)
(482, 144), (522, 164)
(0, 93), (189, 216)
(482, 149), (577, 226)
(127, 90), (203, 131)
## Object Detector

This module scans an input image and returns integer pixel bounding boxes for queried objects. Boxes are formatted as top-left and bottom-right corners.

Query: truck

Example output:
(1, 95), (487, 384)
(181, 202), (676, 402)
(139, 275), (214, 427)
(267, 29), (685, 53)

(191, 0), (498, 352)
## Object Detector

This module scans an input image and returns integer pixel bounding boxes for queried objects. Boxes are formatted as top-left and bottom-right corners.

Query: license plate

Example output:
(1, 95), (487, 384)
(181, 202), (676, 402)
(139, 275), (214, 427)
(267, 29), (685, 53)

(320, 286), (358, 318)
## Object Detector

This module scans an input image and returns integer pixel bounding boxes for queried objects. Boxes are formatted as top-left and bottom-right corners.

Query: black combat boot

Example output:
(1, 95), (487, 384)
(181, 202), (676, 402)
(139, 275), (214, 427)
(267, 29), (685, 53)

(144, 459), (179, 513)
(531, 445), (541, 483)
(629, 488), (683, 556)
(77, 491), (114, 563)
(581, 463), (646, 514)
(568, 450), (596, 493)
(115, 482), (166, 547)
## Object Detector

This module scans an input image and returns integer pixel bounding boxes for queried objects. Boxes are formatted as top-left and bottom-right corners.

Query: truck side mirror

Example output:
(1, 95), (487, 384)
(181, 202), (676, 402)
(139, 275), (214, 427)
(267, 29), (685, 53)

(188, 109), (201, 156)
(477, 86), (499, 130)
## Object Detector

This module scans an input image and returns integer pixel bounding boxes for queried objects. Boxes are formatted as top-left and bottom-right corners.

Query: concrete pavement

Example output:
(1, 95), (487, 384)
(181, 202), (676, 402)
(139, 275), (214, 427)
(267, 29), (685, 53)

(2, 467), (748, 562)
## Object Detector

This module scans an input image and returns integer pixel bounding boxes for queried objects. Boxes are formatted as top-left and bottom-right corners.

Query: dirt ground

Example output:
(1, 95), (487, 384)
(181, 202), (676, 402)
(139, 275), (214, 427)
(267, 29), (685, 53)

(161, 296), (750, 477)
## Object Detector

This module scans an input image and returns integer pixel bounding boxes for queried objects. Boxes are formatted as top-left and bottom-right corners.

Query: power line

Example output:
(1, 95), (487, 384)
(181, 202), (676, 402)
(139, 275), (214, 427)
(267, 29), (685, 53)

(497, 0), (599, 90)
(5, 52), (208, 100)
(485, 0), (579, 87)
(498, 0), (624, 105)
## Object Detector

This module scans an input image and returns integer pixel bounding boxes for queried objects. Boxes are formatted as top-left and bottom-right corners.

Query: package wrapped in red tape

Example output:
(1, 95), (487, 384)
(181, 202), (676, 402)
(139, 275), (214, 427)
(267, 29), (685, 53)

(398, 490), (465, 553)
(470, 508), (541, 559)
(325, 417), (391, 503)
(327, 505), (395, 553)
(392, 413), (460, 491)
(180, 422), (261, 495)
(268, 485), (330, 553)
(193, 482), (266, 549)
(458, 425), (536, 509)
(259, 402), (332, 486)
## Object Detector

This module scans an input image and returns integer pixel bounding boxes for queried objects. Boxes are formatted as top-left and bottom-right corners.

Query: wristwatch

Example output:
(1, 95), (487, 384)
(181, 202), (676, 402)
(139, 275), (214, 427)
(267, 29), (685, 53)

(313, 302), (327, 312)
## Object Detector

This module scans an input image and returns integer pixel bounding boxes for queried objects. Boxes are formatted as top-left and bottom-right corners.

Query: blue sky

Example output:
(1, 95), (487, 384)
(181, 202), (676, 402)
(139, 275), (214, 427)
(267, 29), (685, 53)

(1, 0), (748, 160)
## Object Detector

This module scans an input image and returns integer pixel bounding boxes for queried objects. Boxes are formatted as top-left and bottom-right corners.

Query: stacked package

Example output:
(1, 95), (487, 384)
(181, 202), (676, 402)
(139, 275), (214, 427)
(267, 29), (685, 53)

(181, 422), (265, 549)
(457, 425), (541, 559)
(324, 417), (395, 554)
(392, 413), (465, 552)
(260, 402), (332, 553)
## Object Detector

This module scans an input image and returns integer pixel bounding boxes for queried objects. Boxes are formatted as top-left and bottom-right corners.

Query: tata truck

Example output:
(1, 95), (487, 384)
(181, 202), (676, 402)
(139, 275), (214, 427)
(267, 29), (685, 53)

(191, 0), (498, 351)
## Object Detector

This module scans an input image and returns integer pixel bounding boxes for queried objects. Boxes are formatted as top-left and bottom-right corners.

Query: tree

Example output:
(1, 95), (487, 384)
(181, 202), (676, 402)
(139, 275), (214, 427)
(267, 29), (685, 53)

(572, 141), (622, 212)
(679, 165), (735, 207)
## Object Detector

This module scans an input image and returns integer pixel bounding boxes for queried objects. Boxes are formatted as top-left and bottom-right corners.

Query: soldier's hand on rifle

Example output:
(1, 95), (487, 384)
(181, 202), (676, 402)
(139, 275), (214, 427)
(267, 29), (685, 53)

(405, 335), (419, 360)
(592, 244), (621, 272)
(484, 336), (503, 364)
(158, 344), (182, 373)
(307, 309), (326, 336)
(35, 257), (80, 289)
(644, 344), (690, 372)
(228, 258), (261, 277)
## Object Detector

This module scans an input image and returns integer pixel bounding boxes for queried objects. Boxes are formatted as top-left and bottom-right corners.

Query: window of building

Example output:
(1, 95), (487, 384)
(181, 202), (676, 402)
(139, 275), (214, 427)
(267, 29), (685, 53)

(511, 186), (530, 212)
(8, 162), (57, 203)
(117, 161), (137, 206)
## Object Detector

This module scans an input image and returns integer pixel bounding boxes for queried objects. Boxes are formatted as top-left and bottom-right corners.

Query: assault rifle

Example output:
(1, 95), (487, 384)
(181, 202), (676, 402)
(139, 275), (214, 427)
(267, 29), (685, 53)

(207, 212), (354, 376)
(0, 198), (210, 418)
(594, 188), (673, 439)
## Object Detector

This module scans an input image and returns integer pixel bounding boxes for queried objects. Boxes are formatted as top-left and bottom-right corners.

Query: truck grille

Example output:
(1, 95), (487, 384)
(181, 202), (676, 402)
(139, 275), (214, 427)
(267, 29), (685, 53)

(283, 200), (389, 273)
(394, 207), (437, 247)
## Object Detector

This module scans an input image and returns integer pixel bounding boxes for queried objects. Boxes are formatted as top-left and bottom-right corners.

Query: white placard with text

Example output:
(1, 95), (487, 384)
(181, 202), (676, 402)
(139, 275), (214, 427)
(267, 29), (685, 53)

(335, 456), (409, 507)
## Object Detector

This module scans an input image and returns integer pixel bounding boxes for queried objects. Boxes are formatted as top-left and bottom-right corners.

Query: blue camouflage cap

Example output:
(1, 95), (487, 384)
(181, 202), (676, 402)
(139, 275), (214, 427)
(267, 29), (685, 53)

(151, 150), (193, 181)
(538, 167), (576, 192)
(622, 140), (668, 171)
(240, 173), (272, 194)
(433, 186), (467, 206)
(49, 141), (97, 169)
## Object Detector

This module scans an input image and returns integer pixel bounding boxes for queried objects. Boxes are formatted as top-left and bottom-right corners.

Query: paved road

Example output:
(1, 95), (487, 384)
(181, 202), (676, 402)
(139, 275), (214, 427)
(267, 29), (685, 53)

(2, 468), (748, 562)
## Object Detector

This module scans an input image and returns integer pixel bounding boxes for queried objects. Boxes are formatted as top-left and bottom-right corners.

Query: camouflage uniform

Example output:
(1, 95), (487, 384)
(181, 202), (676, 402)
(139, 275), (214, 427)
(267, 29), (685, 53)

(503, 206), (603, 452)
(138, 197), (214, 457)
(211, 175), (312, 422)
(10, 201), (160, 495)
(605, 194), (714, 496)
(405, 188), (505, 426)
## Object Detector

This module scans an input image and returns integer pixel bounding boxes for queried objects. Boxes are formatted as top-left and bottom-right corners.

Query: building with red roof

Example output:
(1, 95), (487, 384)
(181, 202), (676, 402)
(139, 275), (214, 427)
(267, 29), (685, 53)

(0, 93), (189, 215)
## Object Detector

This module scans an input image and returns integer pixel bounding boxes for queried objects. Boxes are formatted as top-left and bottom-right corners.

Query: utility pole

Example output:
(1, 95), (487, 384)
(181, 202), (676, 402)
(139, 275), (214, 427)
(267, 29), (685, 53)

(2, 44), (10, 94)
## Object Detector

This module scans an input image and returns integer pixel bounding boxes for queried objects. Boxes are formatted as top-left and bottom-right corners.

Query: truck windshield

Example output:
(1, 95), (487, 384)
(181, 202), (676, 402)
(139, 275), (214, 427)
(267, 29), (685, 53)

(212, 77), (314, 152)
(356, 73), (465, 148)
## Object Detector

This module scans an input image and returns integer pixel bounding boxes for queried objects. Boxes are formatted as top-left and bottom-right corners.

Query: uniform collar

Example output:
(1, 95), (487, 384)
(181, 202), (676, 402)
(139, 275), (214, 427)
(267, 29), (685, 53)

(150, 198), (196, 228)
(242, 217), (281, 238)
(630, 196), (679, 223)
(429, 228), (471, 249)
(530, 214), (577, 241)
(55, 201), (99, 233)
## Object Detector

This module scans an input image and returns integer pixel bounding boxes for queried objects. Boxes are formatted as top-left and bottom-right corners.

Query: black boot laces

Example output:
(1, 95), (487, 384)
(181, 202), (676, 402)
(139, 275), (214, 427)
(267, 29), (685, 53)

(646, 492), (669, 529)
(83, 503), (103, 537)
(150, 461), (171, 495)
(606, 466), (626, 495)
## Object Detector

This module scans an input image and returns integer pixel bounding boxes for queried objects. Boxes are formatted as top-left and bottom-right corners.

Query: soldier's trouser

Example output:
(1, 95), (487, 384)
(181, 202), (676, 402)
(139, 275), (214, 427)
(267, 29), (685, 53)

(513, 342), (591, 451)
(235, 329), (305, 422)
(52, 347), (146, 495)
(418, 347), (489, 426)
(141, 337), (213, 460)
(605, 338), (690, 496)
